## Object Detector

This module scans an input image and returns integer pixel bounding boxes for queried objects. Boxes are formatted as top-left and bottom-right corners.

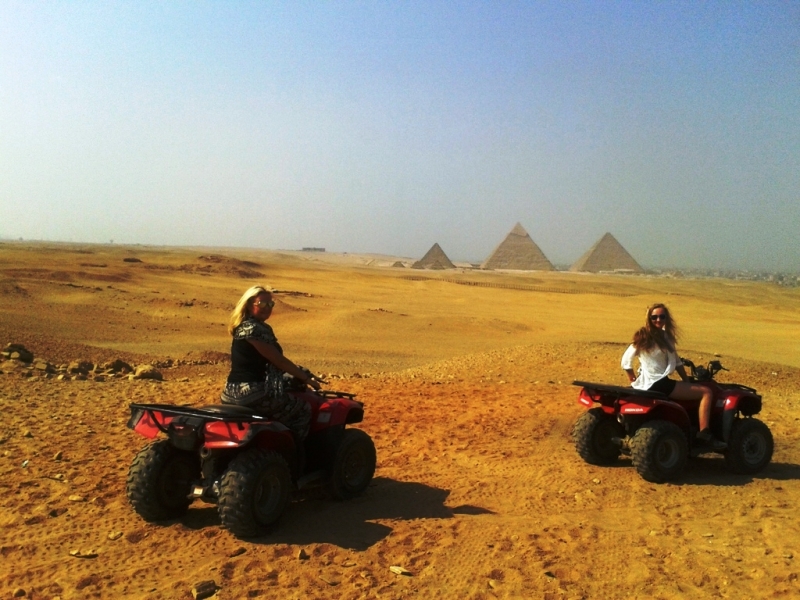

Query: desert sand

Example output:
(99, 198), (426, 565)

(1, 242), (799, 599)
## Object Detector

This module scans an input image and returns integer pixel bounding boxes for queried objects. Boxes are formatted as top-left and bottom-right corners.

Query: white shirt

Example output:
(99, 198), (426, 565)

(621, 344), (681, 391)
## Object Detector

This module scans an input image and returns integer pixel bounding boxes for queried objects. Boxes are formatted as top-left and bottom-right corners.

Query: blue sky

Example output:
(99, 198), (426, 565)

(1, 1), (798, 270)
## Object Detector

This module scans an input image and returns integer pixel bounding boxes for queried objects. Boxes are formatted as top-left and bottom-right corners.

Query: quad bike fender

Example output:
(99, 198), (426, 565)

(311, 397), (364, 431)
(128, 407), (174, 439)
(720, 391), (762, 416)
(203, 420), (292, 450)
(621, 399), (691, 433)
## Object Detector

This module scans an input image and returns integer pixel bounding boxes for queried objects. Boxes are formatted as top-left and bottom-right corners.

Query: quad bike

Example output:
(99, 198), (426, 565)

(125, 377), (376, 538)
(572, 359), (773, 483)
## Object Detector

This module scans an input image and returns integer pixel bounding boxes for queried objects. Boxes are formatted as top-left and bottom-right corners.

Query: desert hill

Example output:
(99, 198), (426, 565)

(1, 242), (800, 599)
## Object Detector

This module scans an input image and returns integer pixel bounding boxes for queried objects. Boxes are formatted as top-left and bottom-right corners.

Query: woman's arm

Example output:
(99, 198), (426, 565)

(248, 339), (321, 390)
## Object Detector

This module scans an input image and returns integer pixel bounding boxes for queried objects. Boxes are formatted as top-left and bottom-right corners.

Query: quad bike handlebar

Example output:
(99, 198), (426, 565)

(681, 357), (727, 382)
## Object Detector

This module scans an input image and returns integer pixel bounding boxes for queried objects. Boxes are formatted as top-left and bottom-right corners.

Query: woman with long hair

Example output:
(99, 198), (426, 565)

(621, 303), (723, 448)
(220, 285), (321, 441)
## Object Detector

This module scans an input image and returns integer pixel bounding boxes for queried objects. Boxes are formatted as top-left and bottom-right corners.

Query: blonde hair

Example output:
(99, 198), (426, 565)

(228, 285), (272, 334)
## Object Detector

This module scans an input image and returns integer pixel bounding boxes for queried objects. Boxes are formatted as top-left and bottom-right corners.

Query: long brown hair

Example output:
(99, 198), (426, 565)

(632, 303), (679, 354)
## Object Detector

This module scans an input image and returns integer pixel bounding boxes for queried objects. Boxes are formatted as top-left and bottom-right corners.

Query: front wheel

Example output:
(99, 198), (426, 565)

(218, 449), (292, 538)
(572, 408), (625, 465)
(329, 429), (376, 500)
(126, 440), (199, 521)
(725, 418), (774, 474)
(631, 420), (688, 483)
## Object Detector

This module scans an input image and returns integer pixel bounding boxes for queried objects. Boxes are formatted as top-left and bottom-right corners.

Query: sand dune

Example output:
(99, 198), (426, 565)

(1, 242), (799, 599)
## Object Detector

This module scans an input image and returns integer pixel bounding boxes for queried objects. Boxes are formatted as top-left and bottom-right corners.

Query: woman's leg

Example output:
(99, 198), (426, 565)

(669, 381), (714, 430)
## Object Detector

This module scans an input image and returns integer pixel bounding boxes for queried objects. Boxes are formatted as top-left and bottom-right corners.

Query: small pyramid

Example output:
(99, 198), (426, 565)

(570, 233), (643, 273)
(412, 243), (455, 269)
(481, 223), (554, 271)
(392, 261), (406, 268)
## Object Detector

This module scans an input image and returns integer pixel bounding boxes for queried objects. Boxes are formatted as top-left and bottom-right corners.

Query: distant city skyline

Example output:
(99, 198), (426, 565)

(2, 2), (798, 271)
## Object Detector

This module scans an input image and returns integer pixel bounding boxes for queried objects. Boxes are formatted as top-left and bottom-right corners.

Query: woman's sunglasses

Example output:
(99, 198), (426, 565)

(650, 313), (667, 321)
(254, 300), (275, 308)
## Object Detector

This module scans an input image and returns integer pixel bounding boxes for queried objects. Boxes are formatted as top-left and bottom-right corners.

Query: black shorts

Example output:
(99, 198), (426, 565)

(648, 377), (677, 396)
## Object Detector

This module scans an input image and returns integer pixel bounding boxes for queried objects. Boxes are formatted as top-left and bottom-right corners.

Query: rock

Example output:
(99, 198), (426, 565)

(21, 460), (29, 468)
(23, 430), (33, 438)
(389, 565), (412, 576)
(54, 451), (63, 461)
(4, 343), (34, 362)
(228, 547), (246, 557)
(105, 359), (133, 373)
(68, 495), (86, 502)
(34, 361), (54, 372)
(191, 580), (218, 599)
(108, 531), (124, 541)
(133, 365), (163, 381)
(298, 548), (310, 560)
(12, 588), (26, 597)
(69, 549), (98, 558)
(93, 375), (106, 382)
(67, 361), (94, 375)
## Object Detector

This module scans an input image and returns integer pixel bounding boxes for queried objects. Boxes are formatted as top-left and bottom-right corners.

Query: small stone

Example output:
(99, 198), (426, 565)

(191, 580), (218, 599)
(108, 531), (124, 540)
(54, 473), (64, 480)
(784, 553), (794, 559)
(592, 478), (601, 484)
(54, 451), (63, 461)
(23, 430), (33, 438)
(21, 460), (29, 468)
(13, 588), (26, 597)
(702, 533), (714, 538)
(319, 576), (339, 586)
(298, 548), (310, 560)
(488, 579), (499, 589)
(69, 549), (98, 559)
(68, 495), (86, 502)
(228, 547), (246, 557)
(389, 565), (412, 576)
(544, 571), (556, 579)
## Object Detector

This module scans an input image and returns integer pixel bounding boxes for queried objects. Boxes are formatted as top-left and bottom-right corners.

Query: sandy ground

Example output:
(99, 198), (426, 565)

(1, 242), (800, 599)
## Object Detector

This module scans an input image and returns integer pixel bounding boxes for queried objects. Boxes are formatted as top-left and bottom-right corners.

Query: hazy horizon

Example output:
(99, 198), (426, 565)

(2, 2), (798, 271)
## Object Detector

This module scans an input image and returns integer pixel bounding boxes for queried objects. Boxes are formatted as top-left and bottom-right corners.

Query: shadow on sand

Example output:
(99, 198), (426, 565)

(178, 477), (493, 549)
(669, 459), (800, 487)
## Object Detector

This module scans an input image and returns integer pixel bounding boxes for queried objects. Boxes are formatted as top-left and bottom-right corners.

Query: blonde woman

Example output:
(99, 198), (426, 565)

(221, 285), (320, 440)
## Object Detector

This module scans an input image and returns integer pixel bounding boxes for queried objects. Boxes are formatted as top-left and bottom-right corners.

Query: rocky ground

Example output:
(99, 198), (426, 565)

(2, 341), (800, 599)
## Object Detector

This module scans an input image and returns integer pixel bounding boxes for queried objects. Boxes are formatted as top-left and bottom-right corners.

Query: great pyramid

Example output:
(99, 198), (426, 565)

(570, 232), (643, 273)
(412, 243), (455, 270)
(481, 222), (554, 271)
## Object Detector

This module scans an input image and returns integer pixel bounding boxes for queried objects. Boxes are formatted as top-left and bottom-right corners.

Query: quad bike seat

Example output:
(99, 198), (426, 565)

(572, 381), (669, 400)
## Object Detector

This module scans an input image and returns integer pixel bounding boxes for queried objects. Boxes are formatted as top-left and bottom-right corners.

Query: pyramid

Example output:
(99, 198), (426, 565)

(570, 233), (643, 273)
(412, 243), (455, 269)
(481, 222), (554, 271)
(392, 261), (406, 268)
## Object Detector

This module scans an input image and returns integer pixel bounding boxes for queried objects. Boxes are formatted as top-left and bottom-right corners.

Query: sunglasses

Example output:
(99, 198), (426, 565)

(650, 313), (667, 321)
(254, 300), (275, 308)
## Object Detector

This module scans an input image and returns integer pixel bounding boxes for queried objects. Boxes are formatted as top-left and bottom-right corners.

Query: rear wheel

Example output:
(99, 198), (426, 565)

(725, 418), (773, 474)
(631, 420), (688, 483)
(218, 449), (291, 538)
(572, 408), (625, 465)
(126, 440), (199, 521)
(329, 429), (376, 500)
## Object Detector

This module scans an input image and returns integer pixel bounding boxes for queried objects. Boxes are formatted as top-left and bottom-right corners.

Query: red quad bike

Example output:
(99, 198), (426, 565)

(572, 359), (774, 483)
(125, 378), (376, 538)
